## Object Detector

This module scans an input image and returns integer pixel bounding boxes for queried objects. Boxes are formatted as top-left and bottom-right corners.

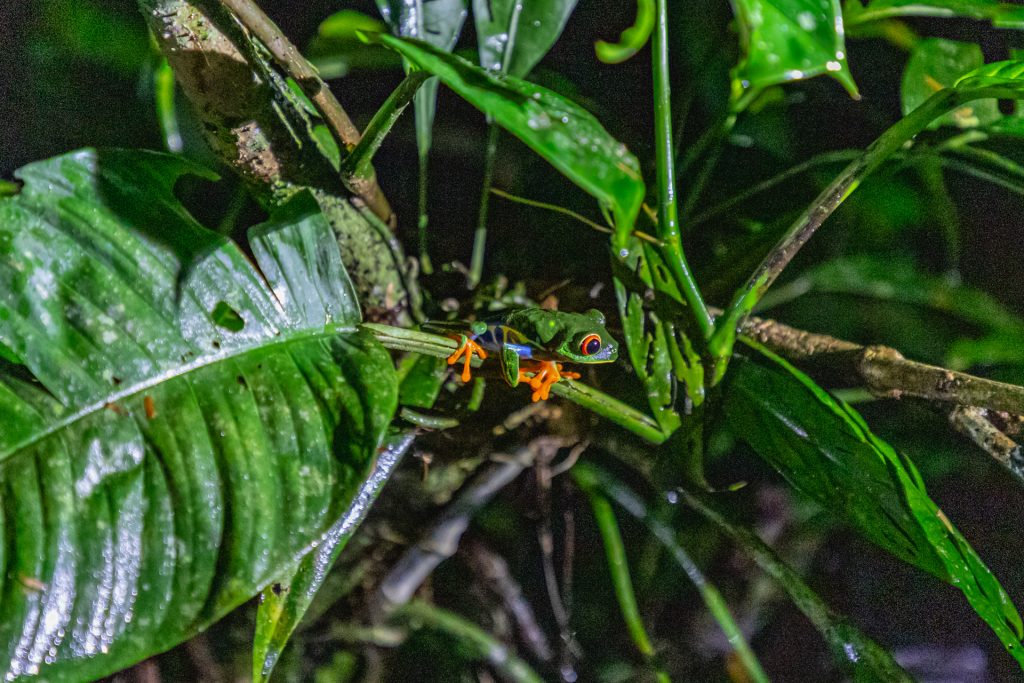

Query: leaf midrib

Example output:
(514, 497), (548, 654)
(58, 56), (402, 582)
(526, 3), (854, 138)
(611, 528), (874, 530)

(0, 321), (358, 463)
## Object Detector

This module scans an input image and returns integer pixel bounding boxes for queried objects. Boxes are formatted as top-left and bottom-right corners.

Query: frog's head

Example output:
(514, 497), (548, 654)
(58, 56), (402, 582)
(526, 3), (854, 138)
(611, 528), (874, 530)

(551, 309), (619, 364)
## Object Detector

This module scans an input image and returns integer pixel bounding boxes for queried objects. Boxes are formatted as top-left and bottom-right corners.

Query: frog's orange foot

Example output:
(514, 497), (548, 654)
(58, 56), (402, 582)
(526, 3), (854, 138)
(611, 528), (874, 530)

(522, 361), (568, 402)
(447, 335), (487, 383)
(557, 364), (581, 381)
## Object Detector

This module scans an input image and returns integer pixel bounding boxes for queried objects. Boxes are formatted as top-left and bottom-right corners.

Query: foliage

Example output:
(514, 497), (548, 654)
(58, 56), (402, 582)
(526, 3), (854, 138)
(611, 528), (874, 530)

(7, 0), (1024, 681)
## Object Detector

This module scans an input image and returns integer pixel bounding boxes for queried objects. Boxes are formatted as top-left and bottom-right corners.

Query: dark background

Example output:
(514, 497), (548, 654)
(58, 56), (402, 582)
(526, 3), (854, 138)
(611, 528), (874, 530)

(5, 2), (1024, 680)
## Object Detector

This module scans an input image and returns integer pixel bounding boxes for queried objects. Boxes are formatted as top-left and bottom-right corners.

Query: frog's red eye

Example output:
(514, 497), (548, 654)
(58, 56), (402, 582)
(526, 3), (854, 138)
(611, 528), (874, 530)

(580, 334), (602, 356)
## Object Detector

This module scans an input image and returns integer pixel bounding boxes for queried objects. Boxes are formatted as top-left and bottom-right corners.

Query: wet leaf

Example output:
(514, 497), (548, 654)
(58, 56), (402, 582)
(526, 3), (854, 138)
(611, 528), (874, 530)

(844, 0), (1024, 29)
(729, 0), (859, 102)
(368, 33), (645, 239)
(473, 0), (578, 77)
(724, 347), (1024, 668)
(0, 149), (398, 679)
(253, 431), (414, 682)
(901, 38), (998, 128)
(374, 0), (469, 174)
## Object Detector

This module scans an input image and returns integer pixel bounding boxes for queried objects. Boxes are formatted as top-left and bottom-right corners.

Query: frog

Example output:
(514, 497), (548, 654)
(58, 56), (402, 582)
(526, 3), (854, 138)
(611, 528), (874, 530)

(423, 308), (618, 402)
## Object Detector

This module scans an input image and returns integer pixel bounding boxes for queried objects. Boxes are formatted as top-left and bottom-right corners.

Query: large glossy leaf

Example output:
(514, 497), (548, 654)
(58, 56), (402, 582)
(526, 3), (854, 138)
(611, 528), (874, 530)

(0, 149), (399, 680)
(473, 0), (578, 76)
(369, 33), (646, 239)
(724, 346), (1024, 668)
(253, 430), (415, 682)
(844, 0), (1024, 28)
(729, 0), (858, 100)
(902, 38), (999, 128)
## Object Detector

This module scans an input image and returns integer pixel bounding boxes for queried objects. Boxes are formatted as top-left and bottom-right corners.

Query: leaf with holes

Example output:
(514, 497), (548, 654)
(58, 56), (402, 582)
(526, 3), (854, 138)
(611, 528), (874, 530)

(0, 149), (398, 680)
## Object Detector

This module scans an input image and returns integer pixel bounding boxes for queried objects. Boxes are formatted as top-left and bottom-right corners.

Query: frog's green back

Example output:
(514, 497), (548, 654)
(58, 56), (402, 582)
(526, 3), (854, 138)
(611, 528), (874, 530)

(502, 308), (618, 364)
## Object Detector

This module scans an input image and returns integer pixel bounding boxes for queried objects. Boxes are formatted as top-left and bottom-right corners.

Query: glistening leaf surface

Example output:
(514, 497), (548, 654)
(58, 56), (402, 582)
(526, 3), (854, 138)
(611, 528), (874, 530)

(473, 0), (578, 77)
(730, 0), (858, 99)
(0, 150), (398, 680)
(370, 33), (645, 240)
(724, 347), (1024, 667)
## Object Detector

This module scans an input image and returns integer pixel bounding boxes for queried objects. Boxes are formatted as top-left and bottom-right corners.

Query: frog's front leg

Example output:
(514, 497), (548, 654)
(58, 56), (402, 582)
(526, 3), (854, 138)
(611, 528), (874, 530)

(518, 361), (581, 402)
(446, 329), (488, 383)
(500, 345), (523, 387)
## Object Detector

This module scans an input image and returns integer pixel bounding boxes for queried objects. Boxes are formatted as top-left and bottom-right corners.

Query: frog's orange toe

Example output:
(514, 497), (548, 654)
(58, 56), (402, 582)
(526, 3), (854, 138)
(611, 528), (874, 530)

(446, 336), (487, 383)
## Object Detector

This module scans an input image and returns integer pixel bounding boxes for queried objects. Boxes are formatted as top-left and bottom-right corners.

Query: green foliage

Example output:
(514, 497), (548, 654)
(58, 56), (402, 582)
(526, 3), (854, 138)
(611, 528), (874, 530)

(730, 0), (859, 102)
(0, 150), (398, 679)
(902, 38), (999, 128)
(844, 0), (1024, 28)
(369, 33), (646, 237)
(724, 346), (1024, 665)
(12, 1), (1024, 680)
(472, 0), (578, 77)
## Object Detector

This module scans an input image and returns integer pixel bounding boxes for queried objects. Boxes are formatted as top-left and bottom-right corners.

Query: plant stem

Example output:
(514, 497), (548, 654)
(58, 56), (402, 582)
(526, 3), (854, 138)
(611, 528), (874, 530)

(574, 464), (769, 683)
(709, 86), (1018, 375)
(582, 488), (672, 683)
(678, 488), (913, 682)
(396, 601), (545, 683)
(417, 128), (433, 274)
(469, 123), (501, 289)
(341, 71), (429, 182)
(652, 0), (713, 340)
(218, 0), (393, 222)
(153, 57), (182, 153)
(361, 323), (667, 444)
(687, 150), (862, 228)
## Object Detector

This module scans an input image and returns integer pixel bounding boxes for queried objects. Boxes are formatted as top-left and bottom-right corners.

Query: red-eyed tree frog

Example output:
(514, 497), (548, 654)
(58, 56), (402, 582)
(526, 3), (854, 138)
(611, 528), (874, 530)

(423, 308), (619, 402)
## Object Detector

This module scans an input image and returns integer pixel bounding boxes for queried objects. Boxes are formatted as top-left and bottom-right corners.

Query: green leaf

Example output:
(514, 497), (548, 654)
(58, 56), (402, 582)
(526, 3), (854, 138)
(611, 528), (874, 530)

(844, 0), (1024, 29)
(0, 149), (399, 679)
(374, 0), (469, 175)
(901, 38), (999, 128)
(472, 0), (578, 77)
(307, 10), (400, 79)
(398, 353), (448, 408)
(369, 33), (645, 240)
(681, 490), (914, 682)
(724, 346), (1024, 668)
(253, 431), (414, 682)
(729, 0), (859, 101)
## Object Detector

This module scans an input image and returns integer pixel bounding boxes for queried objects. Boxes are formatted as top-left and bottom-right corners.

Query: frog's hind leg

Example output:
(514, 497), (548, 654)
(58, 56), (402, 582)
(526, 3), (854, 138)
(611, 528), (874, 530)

(447, 334), (488, 383)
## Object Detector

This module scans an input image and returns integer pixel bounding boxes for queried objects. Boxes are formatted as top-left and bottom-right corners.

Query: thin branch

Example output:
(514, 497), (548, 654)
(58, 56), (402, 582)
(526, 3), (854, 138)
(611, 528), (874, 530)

(948, 406), (1024, 481)
(740, 315), (1024, 414)
(376, 440), (566, 610)
(463, 539), (555, 663)
(219, 0), (393, 223)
